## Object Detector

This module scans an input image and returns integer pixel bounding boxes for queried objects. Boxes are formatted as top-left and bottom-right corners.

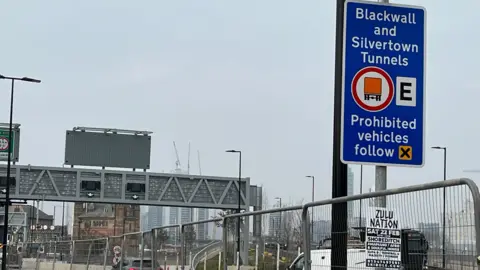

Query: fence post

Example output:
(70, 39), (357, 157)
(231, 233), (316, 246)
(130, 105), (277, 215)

(69, 240), (75, 270)
(218, 251), (222, 270)
(85, 240), (93, 270)
(189, 251), (192, 267)
(302, 206), (311, 270)
(164, 251), (167, 270)
(51, 241), (57, 270)
(103, 237), (109, 270)
(464, 179), (480, 266)
(35, 249), (40, 270)
(177, 251), (180, 270)
(222, 217), (228, 270)
(276, 243), (280, 270)
(140, 232), (145, 269)
(119, 235), (126, 270)
(180, 224), (185, 270)
(34, 243), (41, 270)
(236, 250), (240, 270)
(204, 251), (207, 270)
(255, 244), (259, 270)
(151, 229), (156, 270)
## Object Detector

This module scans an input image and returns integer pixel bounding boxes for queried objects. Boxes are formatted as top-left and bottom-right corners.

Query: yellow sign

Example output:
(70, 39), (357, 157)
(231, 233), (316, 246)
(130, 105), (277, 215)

(399, 145), (412, 160)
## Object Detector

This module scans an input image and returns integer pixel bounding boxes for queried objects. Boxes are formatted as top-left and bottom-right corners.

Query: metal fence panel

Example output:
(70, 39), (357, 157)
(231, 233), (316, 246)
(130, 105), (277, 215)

(184, 219), (223, 270)
(240, 209), (303, 270)
(302, 178), (480, 270)
(5, 178), (480, 270)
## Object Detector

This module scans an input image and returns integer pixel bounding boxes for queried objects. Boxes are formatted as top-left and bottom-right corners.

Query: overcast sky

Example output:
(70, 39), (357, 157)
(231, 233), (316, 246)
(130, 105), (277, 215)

(2, 0), (480, 225)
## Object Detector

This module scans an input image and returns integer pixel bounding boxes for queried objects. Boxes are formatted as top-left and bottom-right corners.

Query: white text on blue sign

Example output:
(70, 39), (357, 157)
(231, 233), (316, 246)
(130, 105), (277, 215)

(341, 1), (426, 167)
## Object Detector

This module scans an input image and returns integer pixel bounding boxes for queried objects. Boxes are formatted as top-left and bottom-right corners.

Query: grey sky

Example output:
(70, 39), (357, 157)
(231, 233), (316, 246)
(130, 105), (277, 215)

(2, 0), (480, 224)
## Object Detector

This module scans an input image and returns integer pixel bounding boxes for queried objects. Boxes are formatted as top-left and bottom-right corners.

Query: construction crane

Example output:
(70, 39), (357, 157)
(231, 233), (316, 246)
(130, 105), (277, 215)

(187, 142), (191, 175)
(197, 150), (202, 175)
(173, 141), (182, 172)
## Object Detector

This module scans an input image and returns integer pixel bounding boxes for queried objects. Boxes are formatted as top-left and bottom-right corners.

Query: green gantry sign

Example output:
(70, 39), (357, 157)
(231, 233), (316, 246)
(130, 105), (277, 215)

(0, 128), (15, 161)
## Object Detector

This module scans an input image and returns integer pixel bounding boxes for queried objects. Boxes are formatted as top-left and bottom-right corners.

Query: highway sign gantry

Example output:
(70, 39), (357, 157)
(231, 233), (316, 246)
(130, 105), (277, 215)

(340, 0), (426, 167)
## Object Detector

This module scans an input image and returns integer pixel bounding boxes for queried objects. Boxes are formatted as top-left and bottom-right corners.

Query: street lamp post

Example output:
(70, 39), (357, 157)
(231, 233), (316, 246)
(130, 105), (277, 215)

(226, 149), (242, 265)
(275, 197), (282, 239)
(306, 176), (315, 242)
(0, 74), (41, 270)
(431, 146), (447, 269)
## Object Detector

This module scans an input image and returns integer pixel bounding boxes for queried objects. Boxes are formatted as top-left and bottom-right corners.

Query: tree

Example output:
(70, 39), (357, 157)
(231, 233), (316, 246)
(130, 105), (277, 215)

(144, 228), (168, 249)
(214, 210), (246, 238)
(184, 225), (197, 250)
(156, 228), (169, 244)
(282, 207), (304, 250)
(273, 201), (304, 251)
(212, 209), (248, 243)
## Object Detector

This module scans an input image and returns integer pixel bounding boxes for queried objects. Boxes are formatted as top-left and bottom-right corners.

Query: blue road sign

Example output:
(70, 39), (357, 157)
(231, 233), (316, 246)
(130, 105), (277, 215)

(340, 0), (426, 167)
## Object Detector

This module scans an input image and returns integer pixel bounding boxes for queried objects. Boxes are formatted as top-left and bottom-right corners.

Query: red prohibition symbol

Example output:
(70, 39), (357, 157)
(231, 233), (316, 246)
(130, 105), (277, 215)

(351, 66), (394, 112)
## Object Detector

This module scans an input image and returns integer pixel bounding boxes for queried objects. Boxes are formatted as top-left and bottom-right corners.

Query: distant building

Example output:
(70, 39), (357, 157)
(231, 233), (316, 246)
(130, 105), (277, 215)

(146, 206), (164, 231)
(0, 204), (62, 243)
(72, 203), (140, 240)
(268, 202), (282, 238)
(168, 207), (179, 244)
(197, 208), (209, 240)
(141, 212), (149, 231)
(418, 222), (441, 247)
(180, 208), (193, 224)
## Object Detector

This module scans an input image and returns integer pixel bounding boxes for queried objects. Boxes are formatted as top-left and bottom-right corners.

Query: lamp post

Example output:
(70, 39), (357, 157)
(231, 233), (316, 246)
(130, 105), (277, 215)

(275, 197), (282, 239)
(306, 176), (315, 242)
(0, 74), (41, 270)
(226, 149), (242, 265)
(431, 146), (447, 269)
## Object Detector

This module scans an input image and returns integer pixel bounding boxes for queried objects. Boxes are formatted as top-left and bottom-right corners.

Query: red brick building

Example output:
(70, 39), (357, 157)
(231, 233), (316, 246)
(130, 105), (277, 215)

(72, 203), (140, 240)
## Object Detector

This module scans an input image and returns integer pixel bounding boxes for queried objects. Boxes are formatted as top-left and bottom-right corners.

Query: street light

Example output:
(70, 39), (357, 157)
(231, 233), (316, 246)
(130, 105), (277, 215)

(275, 197), (282, 239)
(226, 149), (242, 265)
(306, 176), (315, 242)
(431, 146), (447, 269)
(0, 74), (41, 270)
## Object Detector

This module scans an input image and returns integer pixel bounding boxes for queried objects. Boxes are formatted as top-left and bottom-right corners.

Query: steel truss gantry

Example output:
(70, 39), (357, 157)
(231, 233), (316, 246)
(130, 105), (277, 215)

(0, 164), (251, 210)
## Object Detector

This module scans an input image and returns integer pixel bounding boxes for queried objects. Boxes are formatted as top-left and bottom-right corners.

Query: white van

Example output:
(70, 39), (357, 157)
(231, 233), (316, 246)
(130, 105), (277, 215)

(288, 248), (366, 270)
(288, 228), (430, 270)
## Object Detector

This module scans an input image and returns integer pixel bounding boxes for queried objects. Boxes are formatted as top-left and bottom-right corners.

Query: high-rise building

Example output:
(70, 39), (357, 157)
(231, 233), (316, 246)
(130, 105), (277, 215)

(168, 207), (179, 244)
(146, 206), (164, 231)
(268, 202), (282, 237)
(180, 208), (193, 223)
(141, 212), (149, 231)
(268, 212), (281, 237)
(197, 208), (209, 240)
